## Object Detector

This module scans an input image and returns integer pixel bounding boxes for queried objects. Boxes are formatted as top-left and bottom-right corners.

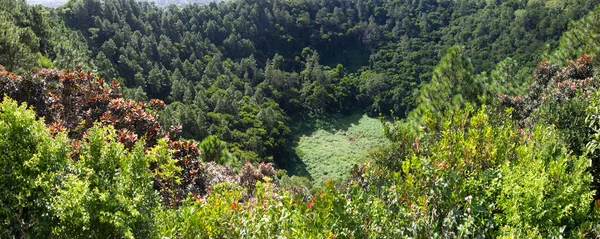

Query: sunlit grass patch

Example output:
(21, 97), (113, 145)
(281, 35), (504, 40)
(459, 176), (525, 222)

(294, 113), (389, 186)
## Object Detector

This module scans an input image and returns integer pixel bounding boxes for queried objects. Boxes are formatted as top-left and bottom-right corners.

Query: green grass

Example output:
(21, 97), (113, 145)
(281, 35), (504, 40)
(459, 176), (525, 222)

(292, 113), (389, 187)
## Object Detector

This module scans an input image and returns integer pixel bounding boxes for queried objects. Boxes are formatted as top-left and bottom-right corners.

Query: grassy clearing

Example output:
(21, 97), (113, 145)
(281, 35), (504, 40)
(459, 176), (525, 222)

(292, 113), (389, 187)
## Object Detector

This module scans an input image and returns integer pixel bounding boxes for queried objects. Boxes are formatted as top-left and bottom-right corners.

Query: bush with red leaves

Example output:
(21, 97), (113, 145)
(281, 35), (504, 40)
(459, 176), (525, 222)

(499, 54), (599, 125)
(170, 158), (277, 205)
(239, 162), (276, 193)
(0, 67), (170, 146)
(0, 66), (280, 207)
(499, 55), (600, 199)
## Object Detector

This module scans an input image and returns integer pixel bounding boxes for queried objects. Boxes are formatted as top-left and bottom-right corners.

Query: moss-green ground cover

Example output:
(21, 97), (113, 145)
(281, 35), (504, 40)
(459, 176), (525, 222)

(293, 113), (389, 186)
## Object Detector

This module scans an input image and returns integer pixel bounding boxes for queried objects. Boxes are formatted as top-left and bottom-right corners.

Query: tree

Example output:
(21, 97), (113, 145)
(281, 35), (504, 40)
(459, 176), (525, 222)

(161, 102), (207, 140)
(0, 16), (37, 72)
(409, 46), (476, 125)
(96, 51), (118, 80)
(358, 70), (390, 113)
(300, 50), (335, 116)
(147, 65), (166, 98)
(199, 135), (232, 164)
(100, 39), (117, 60)
(169, 69), (186, 102)
(546, 6), (600, 65)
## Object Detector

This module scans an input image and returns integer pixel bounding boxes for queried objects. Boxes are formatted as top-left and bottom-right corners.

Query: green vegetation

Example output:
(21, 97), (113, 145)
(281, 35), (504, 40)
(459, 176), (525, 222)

(1, 0), (600, 237)
(293, 113), (388, 186)
(0, 0), (90, 72)
(2, 0), (597, 166)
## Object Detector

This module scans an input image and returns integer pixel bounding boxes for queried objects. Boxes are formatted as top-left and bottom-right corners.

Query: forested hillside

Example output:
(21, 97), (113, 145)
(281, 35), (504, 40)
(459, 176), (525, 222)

(52, 0), (599, 166)
(2, 0), (600, 237)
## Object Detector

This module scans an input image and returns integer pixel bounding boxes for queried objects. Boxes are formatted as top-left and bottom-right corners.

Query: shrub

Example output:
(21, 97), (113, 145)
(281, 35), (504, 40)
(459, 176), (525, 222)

(0, 97), (69, 237)
(50, 125), (173, 238)
(360, 105), (594, 237)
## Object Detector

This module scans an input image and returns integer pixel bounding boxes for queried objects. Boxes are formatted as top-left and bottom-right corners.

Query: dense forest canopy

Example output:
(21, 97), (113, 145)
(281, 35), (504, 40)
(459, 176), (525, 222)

(31, 0), (596, 165)
(2, 0), (600, 237)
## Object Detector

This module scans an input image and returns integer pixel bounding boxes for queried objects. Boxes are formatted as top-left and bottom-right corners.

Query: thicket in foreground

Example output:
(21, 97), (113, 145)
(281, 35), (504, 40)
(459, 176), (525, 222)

(2, 95), (599, 237)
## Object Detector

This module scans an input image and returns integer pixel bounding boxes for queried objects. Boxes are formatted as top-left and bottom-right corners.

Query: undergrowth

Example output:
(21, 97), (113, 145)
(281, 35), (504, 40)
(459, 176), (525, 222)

(293, 113), (389, 186)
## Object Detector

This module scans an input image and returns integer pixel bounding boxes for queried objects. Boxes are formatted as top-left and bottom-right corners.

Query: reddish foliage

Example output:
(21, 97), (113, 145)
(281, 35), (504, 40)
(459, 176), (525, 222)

(500, 55), (599, 124)
(0, 68), (171, 147)
(0, 66), (279, 207)
(240, 162), (276, 193)
(307, 198), (315, 209)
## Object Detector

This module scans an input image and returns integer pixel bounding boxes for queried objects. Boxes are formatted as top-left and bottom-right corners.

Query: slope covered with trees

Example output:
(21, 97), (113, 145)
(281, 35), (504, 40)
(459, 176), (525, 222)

(1, 0), (600, 237)
(46, 0), (599, 167)
(0, 0), (90, 72)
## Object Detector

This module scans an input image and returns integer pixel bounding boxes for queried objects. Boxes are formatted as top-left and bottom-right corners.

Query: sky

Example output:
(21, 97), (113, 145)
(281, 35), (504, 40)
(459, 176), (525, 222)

(26, 0), (68, 8)
(25, 0), (220, 8)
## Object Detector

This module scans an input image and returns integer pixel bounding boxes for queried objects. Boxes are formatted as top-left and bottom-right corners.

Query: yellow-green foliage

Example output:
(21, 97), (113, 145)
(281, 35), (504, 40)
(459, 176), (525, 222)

(153, 105), (596, 238)
(0, 97), (70, 237)
(496, 125), (592, 237)
(0, 96), (597, 238)
(154, 181), (394, 238)
(0, 97), (177, 238)
(369, 105), (594, 237)
(51, 125), (164, 238)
